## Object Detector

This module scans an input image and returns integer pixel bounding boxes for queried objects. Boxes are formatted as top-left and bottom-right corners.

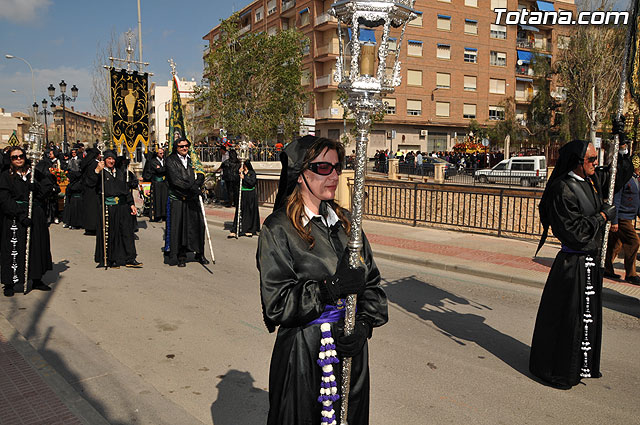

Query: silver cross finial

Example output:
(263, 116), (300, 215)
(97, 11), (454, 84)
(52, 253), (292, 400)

(168, 58), (177, 76)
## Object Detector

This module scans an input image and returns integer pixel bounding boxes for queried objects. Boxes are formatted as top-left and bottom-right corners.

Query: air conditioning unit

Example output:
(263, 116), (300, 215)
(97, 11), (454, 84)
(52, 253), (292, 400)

(420, 130), (428, 136)
(386, 130), (393, 138)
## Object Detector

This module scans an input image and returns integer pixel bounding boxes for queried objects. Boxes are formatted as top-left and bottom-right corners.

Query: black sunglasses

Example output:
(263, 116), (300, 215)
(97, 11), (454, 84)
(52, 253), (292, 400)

(586, 156), (598, 164)
(308, 161), (342, 176)
(176, 143), (189, 148)
(10, 154), (25, 160)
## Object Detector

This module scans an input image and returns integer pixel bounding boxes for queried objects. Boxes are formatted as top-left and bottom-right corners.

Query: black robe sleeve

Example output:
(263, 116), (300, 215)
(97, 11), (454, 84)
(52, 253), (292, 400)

(242, 170), (257, 189)
(0, 172), (24, 218)
(549, 180), (606, 253)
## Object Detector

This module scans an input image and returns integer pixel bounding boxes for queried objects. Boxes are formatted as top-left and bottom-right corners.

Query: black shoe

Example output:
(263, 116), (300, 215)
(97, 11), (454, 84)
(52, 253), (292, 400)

(109, 262), (120, 269)
(196, 256), (210, 265)
(126, 260), (143, 268)
(3, 287), (14, 297)
(178, 261), (186, 267)
(32, 281), (51, 291)
(603, 270), (620, 279)
(625, 275), (640, 285)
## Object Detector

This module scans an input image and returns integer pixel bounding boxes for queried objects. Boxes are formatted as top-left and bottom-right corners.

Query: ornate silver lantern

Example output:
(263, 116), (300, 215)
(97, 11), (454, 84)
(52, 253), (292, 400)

(329, 1), (416, 423)
(235, 139), (251, 238)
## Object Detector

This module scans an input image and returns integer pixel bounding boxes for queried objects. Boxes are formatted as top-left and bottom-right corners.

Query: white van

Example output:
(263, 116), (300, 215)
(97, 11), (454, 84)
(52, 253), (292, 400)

(474, 156), (547, 187)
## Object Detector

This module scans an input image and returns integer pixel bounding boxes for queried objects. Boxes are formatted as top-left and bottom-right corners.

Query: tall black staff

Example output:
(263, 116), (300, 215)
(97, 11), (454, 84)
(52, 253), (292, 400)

(600, 0), (638, 267)
(24, 121), (45, 294)
(96, 141), (108, 269)
(330, 1), (416, 422)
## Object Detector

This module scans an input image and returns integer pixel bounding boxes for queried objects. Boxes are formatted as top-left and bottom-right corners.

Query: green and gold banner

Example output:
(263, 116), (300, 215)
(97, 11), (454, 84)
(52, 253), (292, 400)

(110, 68), (150, 155)
(168, 75), (204, 174)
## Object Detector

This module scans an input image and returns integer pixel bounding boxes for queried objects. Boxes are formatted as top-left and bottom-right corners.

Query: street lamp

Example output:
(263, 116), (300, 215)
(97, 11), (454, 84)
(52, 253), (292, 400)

(49, 80), (79, 153)
(38, 98), (54, 144)
(329, 1), (417, 423)
(5, 54), (36, 113)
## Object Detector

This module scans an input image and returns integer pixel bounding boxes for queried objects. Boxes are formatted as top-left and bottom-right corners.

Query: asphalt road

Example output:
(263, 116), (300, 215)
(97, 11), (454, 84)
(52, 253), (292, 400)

(0, 218), (638, 425)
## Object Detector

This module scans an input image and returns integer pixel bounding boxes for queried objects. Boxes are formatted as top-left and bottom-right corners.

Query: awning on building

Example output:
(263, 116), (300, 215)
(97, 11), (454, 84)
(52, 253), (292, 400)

(517, 50), (533, 63)
(536, 1), (555, 11)
(519, 24), (539, 32)
(516, 77), (534, 82)
(347, 28), (376, 43)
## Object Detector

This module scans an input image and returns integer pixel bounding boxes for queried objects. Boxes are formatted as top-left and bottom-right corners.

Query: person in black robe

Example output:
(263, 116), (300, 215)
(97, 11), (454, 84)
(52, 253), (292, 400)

(530, 140), (616, 389)
(86, 150), (142, 268)
(80, 146), (100, 235)
(147, 147), (168, 222)
(257, 136), (388, 425)
(0, 147), (54, 296)
(165, 137), (209, 267)
(62, 165), (84, 230)
(229, 160), (259, 238)
(221, 149), (240, 207)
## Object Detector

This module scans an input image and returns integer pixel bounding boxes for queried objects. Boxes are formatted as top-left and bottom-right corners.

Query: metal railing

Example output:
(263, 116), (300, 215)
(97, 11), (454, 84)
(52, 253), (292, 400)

(195, 146), (282, 162)
(355, 178), (544, 238)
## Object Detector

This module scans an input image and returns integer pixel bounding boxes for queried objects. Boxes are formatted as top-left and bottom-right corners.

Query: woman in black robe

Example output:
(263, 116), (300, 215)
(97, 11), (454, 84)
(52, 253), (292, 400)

(148, 148), (168, 222)
(229, 160), (259, 237)
(0, 147), (54, 296)
(86, 150), (142, 268)
(80, 147), (100, 235)
(62, 166), (84, 229)
(530, 140), (615, 389)
(257, 136), (388, 425)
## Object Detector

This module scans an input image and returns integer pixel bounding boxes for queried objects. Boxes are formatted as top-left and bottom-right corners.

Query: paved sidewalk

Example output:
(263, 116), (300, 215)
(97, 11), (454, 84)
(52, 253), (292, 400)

(0, 315), (109, 425)
(204, 204), (640, 301)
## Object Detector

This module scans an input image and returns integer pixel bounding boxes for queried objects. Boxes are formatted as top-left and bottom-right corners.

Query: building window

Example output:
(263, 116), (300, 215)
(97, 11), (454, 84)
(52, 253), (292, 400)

(490, 51), (507, 67)
(463, 104), (477, 119)
(384, 98), (396, 115)
(388, 37), (398, 51)
(437, 15), (451, 31)
(301, 69), (311, 86)
(302, 36), (310, 55)
(464, 19), (478, 35)
(490, 24), (507, 39)
(464, 75), (477, 91)
(558, 35), (570, 49)
(268, 26), (277, 36)
(407, 100), (422, 116)
(267, 0), (276, 15)
(436, 102), (450, 117)
(437, 44), (451, 60)
(464, 48), (477, 63)
(409, 11), (423, 27)
(299, 8), (310, 26)
(489, 105), (505, 120)
(255, 6), (263, 22)
(407, 69), (423, 86)
(407, 40), (423, 56)
(490, 78), (506, 94)
(491, 0), (507, 9)
(465, 0), (477, 6)
(436, 72), (451, 89)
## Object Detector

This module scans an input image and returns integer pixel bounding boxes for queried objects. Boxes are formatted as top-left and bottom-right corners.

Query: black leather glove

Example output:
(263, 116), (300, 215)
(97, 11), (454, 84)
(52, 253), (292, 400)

(601, 203), (616, 222)
(612, 115), (626, 137)
(335, 320), (371, 357)
(19, 215), (33, 228)
(318, 248), (366, 303)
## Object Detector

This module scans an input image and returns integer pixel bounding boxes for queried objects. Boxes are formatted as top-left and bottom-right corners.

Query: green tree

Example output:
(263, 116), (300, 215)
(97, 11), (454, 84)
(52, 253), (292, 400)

(198, 14), (310, 143)
(487, 97), (523, 150)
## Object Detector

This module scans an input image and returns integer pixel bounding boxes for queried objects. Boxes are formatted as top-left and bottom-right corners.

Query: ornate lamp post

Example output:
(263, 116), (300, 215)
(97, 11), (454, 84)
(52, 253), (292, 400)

(48, 80), (78, 153)
(38, 98), (54, 144)
(329, 1), (416, 423)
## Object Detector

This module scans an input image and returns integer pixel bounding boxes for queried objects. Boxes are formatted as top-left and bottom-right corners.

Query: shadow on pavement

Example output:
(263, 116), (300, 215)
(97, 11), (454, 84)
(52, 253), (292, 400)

(531, 256), (554, 269)
(602, 289), (640, 318)
(210, 369), (268, 425)
(383, 275), (532, 377)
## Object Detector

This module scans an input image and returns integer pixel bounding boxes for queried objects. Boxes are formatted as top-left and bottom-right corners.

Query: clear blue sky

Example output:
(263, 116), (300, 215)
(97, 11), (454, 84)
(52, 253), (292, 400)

(0, 0), (242, 115)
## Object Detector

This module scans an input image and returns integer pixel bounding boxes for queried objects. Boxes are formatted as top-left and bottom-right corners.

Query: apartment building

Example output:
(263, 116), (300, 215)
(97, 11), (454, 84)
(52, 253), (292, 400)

(203, 0), (575, 155)
(50, 106), (106, 144)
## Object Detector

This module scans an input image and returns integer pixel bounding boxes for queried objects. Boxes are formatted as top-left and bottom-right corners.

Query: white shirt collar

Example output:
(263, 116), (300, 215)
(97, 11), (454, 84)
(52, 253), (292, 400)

(568, 171), (585, 182)
(302, 203), (339, 228)
(178, 153), (189, 168)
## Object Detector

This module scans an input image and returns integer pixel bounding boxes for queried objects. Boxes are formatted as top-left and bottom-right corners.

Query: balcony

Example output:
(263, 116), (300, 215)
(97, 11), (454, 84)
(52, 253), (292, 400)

(315, 12), (338, 28)
(281, 0), (296, 17)
(316, 41), (340, 61)
(515, 93), (534, 102)
(516, 38), (552, 52)
(515, 65), (534, 77)
(316, 108), (343, 120)
(315, 74), (338, 91)
(239, 24), (251, 35)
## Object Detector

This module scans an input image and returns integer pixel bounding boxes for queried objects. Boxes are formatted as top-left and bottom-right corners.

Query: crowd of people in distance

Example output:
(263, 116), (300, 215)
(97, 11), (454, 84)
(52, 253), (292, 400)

(372, 149), (506, 174)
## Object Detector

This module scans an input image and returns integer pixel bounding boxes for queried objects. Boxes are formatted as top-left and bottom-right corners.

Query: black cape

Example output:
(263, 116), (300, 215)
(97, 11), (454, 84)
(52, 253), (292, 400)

(86, 165), (137, 266)
(257, 207), (388, 424)
(530, 173), (605, 388)
(0, 167), (54, 287)
(80, 149), (100, 232)
(63, 168), (84, 228)
(165, 153), (205, 262)
(148, 155), (168, 221)
(232, 169), (260, 235)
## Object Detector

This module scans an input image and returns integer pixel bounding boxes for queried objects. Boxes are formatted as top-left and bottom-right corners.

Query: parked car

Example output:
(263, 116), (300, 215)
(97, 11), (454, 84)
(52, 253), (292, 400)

(474, 156), (547, 187)
(400, 156), (458, 178)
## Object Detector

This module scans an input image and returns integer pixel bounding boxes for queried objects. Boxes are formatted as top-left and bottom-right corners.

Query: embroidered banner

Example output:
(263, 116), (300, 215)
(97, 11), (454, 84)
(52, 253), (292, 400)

(110, 68), (150, 155)
(168, 75), (204, 175)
